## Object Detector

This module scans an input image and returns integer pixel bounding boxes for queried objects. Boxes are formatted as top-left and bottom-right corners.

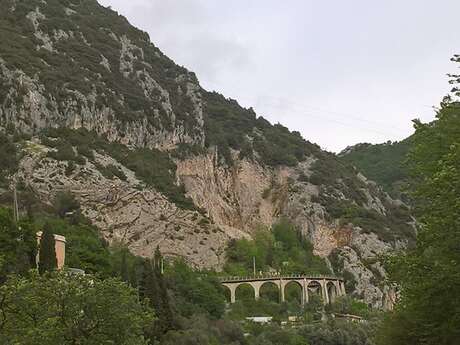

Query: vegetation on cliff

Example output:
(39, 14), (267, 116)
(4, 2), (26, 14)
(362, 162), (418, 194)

(204, 91), (321, 166)
(339, 139), (412, 200)
(0, 0), (199, 131)
(41, 127), (196, 210)
(224, 219), (329, 276)
(309, 151), (415, 243)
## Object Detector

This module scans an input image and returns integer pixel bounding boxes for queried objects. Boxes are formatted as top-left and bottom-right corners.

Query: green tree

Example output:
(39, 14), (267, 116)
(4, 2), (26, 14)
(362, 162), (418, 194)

(120, 248), (129, 283)
(165, 260), (226, 320)
(377, 56), (460, 345)
(327, 296), (370, 318)
(38, 223), (57, 274)
(0, 271), (154, 345)
(140, 252), (176, 341)
(0, 207), (36, 281)
(53, 190), (80, 218)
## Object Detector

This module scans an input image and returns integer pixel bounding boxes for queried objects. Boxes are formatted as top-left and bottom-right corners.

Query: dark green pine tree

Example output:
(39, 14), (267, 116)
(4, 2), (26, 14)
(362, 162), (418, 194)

(153, 246), (163, 274)
(120, 249), (129, 283)
(139, 248), (176, 342)
(38, 223), (57, 274)
(153, 247), (176, 332)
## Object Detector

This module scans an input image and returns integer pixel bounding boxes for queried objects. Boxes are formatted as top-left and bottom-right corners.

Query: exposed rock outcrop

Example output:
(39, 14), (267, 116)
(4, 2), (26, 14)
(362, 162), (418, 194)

(17, 140), (247, 269)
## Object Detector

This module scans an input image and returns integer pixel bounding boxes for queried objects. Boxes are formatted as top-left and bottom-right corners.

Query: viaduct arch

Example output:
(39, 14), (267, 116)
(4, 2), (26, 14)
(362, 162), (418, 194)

(221, 274), (345, 305)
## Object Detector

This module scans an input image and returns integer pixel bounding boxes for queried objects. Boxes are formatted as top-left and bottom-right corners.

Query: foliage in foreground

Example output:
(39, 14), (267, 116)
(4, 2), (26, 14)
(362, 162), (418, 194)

(0, 271), (154, 345)
(376, 57), (460, 345)
(0, 201), (377, 344)
(0, 207), (36, 282)
(246, 320), (375, 345)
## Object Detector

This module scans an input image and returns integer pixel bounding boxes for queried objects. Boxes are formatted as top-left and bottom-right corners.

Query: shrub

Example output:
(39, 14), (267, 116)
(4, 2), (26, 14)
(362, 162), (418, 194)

(95, 163), (127, 181)
(53, 191), (80, 218)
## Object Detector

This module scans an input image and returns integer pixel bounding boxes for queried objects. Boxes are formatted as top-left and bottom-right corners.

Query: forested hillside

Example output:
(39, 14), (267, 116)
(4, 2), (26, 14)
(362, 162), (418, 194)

(339, 139), (412, 200)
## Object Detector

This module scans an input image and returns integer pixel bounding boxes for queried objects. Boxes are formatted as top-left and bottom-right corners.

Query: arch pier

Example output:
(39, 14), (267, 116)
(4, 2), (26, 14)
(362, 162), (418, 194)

(220, 274), (345, 305)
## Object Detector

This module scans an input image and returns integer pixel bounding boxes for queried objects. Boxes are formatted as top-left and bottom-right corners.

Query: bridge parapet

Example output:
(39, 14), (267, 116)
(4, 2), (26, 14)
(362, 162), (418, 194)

(220, 274), (344, 283)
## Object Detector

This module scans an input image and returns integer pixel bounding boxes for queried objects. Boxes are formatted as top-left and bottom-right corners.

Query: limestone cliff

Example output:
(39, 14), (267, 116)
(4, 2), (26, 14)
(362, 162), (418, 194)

(0, 0), (414, 309)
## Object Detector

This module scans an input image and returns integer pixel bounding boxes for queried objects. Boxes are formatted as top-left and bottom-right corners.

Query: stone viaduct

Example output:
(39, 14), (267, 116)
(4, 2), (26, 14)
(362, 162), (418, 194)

(220, 274), (345, 305)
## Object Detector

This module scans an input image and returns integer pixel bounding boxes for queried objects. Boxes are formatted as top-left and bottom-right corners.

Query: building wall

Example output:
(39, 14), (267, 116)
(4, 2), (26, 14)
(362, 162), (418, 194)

(36, 232), (66, 269)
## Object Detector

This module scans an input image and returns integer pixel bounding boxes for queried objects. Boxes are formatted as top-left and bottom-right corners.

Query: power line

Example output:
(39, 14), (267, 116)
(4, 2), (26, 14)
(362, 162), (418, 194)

(260, 97), (409, 135)
(251, 99), (407, 137)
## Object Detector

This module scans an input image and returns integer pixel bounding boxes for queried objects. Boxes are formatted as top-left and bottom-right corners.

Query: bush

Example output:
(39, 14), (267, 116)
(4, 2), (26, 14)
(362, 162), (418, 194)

(0, 271), (154, 344)
(95, 163), (127, 181)
(164, 260), (226, 319)
(327, 296), (371, 318)
(53, 191), (80, 218)
(47, 140), (85, 164)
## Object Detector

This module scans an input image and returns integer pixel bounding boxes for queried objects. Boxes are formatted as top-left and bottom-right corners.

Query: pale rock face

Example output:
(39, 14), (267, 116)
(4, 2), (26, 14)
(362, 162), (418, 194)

(0, 58), (203, 151)
(176, 150), (282, 233)
(27, 7), (55, 52)
(338, 246), (385, 307)
(176, 151), (404, 308)
(17, 142), (246, 269)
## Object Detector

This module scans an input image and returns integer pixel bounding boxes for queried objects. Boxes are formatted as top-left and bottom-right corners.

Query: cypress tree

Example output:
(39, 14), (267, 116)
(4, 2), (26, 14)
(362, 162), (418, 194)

(153, 247), (176, 332)
(120, 249), (129, 283)
(139, 249), (176, 342)
(38, 223), (57, 274)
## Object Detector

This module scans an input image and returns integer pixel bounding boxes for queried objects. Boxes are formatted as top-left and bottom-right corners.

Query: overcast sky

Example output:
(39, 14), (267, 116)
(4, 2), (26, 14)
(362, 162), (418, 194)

(99, 0), (459, 152)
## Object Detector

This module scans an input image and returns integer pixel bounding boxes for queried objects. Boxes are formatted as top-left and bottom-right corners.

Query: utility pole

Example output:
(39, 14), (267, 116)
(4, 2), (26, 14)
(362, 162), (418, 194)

(253, 256), (256, 276)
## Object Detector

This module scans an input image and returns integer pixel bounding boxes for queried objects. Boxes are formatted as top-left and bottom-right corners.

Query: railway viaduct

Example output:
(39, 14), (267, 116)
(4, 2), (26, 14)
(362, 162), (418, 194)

(220, 274), (345, 305)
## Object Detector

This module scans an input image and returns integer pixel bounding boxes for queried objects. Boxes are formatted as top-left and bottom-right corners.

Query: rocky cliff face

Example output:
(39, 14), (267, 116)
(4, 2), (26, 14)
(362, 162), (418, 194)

(0, 0), (414, 308)
(176, 150), (410, 308)
(0, 0), (204, 150)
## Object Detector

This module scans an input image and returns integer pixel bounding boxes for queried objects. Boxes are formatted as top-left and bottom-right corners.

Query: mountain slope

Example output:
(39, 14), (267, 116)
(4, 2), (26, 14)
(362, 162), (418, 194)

(0, 0), (413, 308)
(339, 138), (412, 200)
